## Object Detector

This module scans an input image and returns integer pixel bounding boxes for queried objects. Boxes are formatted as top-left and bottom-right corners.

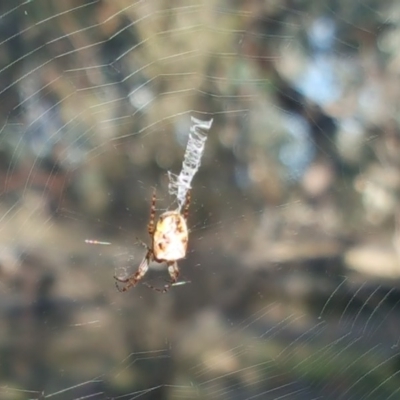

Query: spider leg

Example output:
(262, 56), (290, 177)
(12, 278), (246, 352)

(148, 188), (157, 236)
(167, 261), (180, 284)
(135, 237), (149, 250)
(114, 250), (151, 292)
(183, 190), (191, 221)
(144, 261), (179, 294)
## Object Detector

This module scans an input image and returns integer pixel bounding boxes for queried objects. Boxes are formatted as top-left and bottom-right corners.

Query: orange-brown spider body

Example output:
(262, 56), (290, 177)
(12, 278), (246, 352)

(114, 189), (190, 293)
(152, 211), (188, 262)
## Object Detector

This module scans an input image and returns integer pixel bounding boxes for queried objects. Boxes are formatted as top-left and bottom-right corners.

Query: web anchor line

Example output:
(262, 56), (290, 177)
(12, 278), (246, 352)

(168, 116), (213, 211)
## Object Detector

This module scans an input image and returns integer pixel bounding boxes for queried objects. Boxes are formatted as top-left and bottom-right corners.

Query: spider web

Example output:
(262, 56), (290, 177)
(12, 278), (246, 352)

(0, 1), (399, 399)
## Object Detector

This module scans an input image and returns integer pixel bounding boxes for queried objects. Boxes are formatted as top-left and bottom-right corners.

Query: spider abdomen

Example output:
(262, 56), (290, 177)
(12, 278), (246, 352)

(152, 211), (188, 262)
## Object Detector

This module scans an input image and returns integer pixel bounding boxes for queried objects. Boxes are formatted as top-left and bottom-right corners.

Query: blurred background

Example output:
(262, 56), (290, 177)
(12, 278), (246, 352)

(0, 0), (400, 399)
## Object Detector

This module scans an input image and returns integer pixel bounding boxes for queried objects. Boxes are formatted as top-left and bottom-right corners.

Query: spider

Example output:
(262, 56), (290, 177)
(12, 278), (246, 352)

(114, 189), (190, 293)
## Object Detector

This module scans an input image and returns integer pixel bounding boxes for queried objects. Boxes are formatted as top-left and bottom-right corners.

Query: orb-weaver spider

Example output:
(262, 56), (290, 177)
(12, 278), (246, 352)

(114, 189), (190, 293)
